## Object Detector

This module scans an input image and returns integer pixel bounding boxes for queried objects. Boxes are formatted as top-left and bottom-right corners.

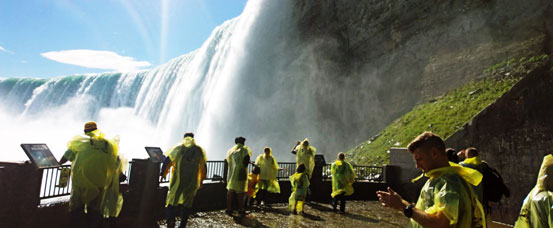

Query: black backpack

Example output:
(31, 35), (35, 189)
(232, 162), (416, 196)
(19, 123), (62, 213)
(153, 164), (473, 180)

(482, 162), (510, 202)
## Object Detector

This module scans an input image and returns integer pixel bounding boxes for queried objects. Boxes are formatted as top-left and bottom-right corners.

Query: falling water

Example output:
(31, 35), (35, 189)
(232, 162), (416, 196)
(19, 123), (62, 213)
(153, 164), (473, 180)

(0, 0), (301, 162)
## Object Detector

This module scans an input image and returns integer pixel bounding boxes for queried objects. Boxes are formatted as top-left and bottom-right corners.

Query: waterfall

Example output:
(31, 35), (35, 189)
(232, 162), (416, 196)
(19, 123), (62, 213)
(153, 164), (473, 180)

(0, 0), (302, 162)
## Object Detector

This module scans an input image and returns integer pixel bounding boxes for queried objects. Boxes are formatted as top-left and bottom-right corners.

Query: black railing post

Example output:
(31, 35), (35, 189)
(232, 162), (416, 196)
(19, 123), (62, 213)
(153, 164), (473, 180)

(126, 158), (163, 227)
(0, 162), (42, 227)
(223, 160), (228, 183)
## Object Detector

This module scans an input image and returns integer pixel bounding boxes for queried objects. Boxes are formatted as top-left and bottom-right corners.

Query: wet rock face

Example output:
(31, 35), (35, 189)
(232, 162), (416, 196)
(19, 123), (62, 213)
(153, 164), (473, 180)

(289, 0), (552, 153)
(166, 201), (408, 228)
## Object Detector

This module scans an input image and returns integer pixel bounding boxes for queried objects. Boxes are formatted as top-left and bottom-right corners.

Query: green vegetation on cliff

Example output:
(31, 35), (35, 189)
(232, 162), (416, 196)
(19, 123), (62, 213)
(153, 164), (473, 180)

(347, 55), (548, 165)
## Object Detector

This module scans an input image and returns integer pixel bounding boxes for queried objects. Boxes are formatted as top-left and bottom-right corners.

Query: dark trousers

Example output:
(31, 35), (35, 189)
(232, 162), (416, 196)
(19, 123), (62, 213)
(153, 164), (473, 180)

(331, 193), (346, 212)
(69, 206), (102, 228)
(166, 205), (191, 228)
(256, 189), (267, 204)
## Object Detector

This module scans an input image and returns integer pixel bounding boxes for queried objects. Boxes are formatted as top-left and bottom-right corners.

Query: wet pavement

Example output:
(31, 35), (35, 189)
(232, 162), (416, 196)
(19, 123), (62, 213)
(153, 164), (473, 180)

(159, 201), (408, 228)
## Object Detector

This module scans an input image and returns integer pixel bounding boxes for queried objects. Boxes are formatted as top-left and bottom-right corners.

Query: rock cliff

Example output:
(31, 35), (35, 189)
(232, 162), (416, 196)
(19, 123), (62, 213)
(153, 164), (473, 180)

(291, 0), (552, 153)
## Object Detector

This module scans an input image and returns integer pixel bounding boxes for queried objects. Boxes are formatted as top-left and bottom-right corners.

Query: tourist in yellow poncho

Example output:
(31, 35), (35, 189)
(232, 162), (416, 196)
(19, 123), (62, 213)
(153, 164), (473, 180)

(255, 147), (281, 207)
(331, 152), (356, 213)
(377, 132), (486, 228)
(514, 154), (553, 228)
(459, 147), (486, 207)
(289, 163), (310, 215)
(160, 132), (207, 228)
(225, 136), (251, 217)
(59, 121), (119, 228)
(103, 152), (128, 221)
(292, 139), (316, 178)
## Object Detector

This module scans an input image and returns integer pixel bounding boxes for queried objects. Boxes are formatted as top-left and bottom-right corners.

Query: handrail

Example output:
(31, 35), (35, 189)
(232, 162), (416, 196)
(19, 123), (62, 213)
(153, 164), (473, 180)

(40, 160), (384, 199)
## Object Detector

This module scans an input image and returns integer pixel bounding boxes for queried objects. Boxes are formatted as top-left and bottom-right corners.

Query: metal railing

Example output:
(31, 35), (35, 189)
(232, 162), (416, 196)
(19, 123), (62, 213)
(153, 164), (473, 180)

(160, 160), (226, 184)
(40, 165), (72, 199)
(40, 162), (132, 200)
(322, 164), (384, 182)
(40, 160), (384, 199)
(277, 162), (297, 180)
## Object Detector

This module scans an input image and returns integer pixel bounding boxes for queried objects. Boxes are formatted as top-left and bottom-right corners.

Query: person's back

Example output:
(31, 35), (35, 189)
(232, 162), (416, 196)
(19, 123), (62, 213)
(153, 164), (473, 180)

(331, 159), (355, 197)
(459, 148), (485, 206)
(226, 144), (251, 192)
(162, 133), (207, 228)
(67, 129), (118, 207)
(225, 136), (251, 217)
(60, 122), (119, 228)
(289, 164), (310, 214)
(166, 140), (206, 206)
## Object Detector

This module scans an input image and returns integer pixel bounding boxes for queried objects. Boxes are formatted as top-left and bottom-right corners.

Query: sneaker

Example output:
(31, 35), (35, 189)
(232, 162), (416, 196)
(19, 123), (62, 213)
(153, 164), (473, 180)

(225, 210), (233, 216)
(238, 210), (246, 218)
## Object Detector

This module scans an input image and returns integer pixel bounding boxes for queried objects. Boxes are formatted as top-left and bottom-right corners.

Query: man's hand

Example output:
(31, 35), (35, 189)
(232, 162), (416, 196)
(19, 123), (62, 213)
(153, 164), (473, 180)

(376, 187), (407, 211)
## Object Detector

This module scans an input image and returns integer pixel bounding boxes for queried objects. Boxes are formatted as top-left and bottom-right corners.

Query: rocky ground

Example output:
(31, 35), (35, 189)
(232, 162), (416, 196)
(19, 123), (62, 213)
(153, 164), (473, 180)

(158, 201), (408, 228)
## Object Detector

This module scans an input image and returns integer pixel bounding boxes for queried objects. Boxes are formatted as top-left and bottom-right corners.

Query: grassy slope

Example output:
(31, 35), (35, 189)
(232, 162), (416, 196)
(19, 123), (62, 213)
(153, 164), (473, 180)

(346, 55), (549, 165)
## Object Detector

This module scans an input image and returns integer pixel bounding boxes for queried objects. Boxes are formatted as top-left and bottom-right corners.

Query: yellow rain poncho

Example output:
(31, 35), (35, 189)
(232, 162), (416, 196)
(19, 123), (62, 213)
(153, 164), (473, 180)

(459, 156), (485, 204)
(331, 160), (356, 198)
(165, 137), (207, 207)
(255, 148), (280, 193)
(409, 162), (486, 228)
(514, 154), (553, 228)
(103, 155), (128, 218)
(64, 130), (118, 212)
(295, 139), (316, 178)
(289, 172), (310, 211)
(226, 144), (252, 192)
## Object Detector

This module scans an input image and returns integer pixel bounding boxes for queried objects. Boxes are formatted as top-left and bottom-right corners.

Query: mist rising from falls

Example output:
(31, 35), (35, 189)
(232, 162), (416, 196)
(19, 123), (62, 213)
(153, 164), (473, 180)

(2, 0), (386, 163)
(0, 0), (302, 162)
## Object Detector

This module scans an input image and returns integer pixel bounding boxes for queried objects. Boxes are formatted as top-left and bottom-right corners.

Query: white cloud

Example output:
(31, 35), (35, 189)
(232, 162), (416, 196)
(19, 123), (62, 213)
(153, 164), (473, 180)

(41, 49), (151, 72)
(0, 45), (14, 54)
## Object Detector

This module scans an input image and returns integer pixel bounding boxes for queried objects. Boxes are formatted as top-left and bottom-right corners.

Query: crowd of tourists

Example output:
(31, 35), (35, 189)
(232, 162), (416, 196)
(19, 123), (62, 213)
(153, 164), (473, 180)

(57, 122), (551, 228)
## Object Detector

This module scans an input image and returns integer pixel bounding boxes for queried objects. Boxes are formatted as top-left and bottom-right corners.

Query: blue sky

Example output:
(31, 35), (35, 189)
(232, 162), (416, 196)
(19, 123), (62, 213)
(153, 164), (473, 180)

(0, 0), (247, 78)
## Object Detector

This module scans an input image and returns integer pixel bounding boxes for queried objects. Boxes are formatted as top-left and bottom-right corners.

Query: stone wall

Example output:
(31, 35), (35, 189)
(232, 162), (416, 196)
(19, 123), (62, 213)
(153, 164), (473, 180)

(446, 62), (553, 223)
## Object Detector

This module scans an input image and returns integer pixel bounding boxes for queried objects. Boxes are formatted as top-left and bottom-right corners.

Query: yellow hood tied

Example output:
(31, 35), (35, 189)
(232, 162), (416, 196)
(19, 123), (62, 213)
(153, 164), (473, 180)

(182, 136), (195, 148)
(411, 162), (483, 186)
(463, 156), (483, 166)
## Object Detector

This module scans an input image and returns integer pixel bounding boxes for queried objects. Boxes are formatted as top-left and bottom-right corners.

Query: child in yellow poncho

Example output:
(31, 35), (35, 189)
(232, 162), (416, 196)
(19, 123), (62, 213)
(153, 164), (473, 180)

(289, 163), (310, 215)
(245, 166), (260, 211)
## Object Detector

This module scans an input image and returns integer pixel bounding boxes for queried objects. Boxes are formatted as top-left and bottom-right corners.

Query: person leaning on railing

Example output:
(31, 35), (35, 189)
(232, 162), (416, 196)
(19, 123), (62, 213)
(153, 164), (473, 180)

(58, 121), (119, 228)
